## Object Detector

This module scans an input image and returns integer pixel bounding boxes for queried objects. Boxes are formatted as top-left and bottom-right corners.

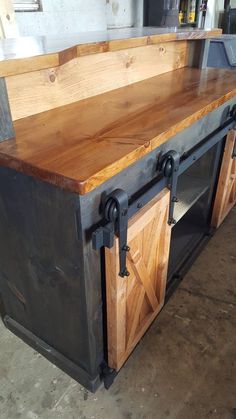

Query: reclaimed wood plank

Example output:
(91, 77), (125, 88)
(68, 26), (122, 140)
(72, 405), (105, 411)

(6, 41), (190, 120)
(212, 129), (236, 228)
(6, 41), (188, 120)
(105, 189), (171, 370)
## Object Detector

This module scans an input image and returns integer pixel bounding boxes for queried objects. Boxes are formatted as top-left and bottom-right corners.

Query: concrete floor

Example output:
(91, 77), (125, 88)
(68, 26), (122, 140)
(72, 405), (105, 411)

(0, 208), (235, 419)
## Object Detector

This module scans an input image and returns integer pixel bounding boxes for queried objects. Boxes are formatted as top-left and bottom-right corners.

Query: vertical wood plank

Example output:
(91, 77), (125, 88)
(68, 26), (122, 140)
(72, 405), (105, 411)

(212, 129), (236, 228)
(6, 41), (189, 120)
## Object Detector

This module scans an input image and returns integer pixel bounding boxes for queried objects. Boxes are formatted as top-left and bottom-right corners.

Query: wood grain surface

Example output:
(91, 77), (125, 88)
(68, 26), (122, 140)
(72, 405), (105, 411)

(7, 41), (189, 120)
(105, 189), (171, 370)
(0, 67), (236, 195)
(212, 129), (236, 228)
(0, 27), (222, 77)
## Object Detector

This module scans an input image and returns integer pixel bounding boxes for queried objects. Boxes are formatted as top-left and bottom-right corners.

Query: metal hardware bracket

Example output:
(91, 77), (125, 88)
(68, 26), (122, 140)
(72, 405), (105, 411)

(100, 362), (117, 390)
(159, 150), (180, 225)
(230, 104), (236, 122)
(92, 189), (130, 278)
(92, 118), (235, 272)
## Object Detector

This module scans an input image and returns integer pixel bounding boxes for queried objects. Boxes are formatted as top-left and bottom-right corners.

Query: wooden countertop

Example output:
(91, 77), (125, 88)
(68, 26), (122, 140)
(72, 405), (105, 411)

(0, 27), (222, 77)
(0, 67), (236, 195)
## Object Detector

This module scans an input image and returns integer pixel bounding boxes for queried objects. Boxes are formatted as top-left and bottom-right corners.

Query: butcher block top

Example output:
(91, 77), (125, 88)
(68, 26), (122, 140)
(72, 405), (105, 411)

(0, 27), (222, 77)
(1, 67), (236, 194)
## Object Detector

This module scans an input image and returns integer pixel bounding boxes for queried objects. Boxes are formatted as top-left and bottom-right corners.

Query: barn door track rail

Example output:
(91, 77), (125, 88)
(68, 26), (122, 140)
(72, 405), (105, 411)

(92, 115), (236, 278)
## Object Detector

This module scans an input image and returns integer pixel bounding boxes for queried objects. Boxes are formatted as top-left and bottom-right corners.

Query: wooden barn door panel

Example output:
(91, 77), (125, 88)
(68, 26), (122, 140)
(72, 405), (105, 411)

(212, 129), (236, 228)
(105, 188), (171, 371)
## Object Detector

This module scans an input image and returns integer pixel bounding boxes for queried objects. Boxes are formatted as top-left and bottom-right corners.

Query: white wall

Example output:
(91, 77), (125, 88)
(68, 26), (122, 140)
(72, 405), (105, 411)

(16, 0), (144, 37)
(106, 0), (135, 28)
(16, 0), (107, 36)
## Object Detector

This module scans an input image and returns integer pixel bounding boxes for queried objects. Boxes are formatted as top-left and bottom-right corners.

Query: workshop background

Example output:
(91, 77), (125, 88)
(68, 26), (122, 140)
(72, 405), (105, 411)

(3, 0), (236, 37)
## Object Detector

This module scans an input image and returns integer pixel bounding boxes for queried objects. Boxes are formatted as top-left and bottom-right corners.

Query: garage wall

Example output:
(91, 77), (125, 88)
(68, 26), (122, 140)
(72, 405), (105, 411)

(16, 0), (144, 37)
(106, 0), (144, 28)
(16, 0), (107, 36)
(106, 0), (135, 28)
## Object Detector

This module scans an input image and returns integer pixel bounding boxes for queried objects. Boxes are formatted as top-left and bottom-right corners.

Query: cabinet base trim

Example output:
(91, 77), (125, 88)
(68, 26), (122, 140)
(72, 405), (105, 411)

(3, 315), (102, 393)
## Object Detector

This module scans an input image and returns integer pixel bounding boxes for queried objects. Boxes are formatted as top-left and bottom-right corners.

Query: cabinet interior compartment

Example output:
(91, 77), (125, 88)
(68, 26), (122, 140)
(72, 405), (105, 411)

(167, 140), (223, 289)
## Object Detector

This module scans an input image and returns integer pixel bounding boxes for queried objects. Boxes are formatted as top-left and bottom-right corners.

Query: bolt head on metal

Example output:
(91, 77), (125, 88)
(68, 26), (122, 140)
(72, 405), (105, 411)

(123, 245), (130, 252)
(168, 218), (176, 225)
(121, 208), (128, 216)
(119, 269), (130, 278)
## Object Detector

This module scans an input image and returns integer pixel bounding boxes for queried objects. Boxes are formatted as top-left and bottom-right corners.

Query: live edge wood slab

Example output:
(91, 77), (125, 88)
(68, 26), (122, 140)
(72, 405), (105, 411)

(1, 66), (236, 195)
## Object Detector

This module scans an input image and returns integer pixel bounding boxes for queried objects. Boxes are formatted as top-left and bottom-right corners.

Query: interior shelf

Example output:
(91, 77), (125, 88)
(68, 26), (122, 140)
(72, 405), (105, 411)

(174, 174), (210, 223)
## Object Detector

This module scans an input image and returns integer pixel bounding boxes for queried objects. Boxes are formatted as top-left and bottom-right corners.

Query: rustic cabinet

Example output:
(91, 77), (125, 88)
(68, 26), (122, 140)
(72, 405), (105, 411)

(1, 27), (236, 392)
(212, 129), (236, 228)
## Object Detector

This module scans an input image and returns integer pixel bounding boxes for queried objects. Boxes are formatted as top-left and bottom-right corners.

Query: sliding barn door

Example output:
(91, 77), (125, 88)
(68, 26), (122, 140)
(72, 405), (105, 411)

(105, 189), (171, 370)
(212, 129), (236, 228)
